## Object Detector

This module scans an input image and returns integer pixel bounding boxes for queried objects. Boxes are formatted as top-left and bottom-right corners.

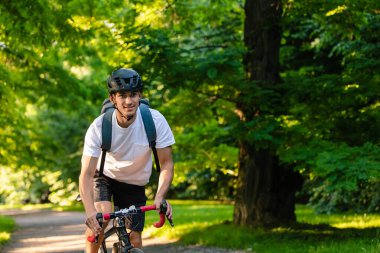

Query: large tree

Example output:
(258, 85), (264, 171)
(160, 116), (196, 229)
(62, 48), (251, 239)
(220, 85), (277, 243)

(233, 0), (302, 226)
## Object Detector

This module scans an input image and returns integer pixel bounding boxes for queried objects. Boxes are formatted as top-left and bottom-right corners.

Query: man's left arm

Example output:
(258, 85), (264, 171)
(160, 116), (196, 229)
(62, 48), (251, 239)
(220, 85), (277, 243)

(154, 146), (174, 218)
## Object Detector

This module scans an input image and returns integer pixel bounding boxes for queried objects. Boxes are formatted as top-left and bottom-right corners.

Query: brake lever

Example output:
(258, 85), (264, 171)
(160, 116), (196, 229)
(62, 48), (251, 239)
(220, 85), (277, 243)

(166, 215), (174, 227)
(160, 200), (174, 227)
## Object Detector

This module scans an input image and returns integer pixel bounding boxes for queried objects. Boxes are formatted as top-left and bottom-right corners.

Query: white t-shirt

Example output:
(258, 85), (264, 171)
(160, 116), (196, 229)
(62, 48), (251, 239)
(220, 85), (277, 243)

(83, 108), (175, 186)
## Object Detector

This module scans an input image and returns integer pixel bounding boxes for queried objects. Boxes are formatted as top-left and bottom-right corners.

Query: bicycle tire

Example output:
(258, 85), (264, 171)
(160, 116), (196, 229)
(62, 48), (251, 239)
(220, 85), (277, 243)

(129, 248), (144, 253)
(110, 243), (144, 253)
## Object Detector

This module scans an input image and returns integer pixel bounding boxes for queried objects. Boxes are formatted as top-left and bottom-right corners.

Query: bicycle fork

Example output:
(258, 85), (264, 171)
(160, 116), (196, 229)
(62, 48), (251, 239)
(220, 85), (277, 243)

(114, 217), (133, 252)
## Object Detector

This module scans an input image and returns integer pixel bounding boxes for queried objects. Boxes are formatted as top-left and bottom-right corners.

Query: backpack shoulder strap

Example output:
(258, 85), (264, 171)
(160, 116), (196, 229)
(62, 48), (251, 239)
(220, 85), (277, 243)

(99, 109), (113, 176)
(139, 102), (156, 147)
(101, 109), (113, 151)
(139, 101), (160, 173)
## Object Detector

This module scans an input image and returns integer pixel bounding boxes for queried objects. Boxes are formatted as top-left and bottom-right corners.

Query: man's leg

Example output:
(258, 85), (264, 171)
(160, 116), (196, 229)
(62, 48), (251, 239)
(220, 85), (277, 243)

(85, 201), (112, 253)
(111, 179), (147, 249)
(127, 202), (146, 249)
(129, 231), (143, 248)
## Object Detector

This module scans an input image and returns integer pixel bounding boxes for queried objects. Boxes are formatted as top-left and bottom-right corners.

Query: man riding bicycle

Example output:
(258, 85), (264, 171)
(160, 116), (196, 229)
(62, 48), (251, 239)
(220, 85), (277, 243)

(79, 68), (175, 253)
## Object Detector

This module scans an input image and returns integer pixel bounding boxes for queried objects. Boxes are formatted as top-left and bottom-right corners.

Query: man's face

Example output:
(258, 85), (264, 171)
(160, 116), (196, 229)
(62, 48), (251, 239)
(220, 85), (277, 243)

(111, 90), (141, 117)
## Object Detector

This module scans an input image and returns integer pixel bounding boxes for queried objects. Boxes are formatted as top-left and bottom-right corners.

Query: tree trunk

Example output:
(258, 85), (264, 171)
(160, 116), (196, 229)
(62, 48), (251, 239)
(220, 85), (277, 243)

(233, 0), (303, 226)
(234, 142), (303, 226)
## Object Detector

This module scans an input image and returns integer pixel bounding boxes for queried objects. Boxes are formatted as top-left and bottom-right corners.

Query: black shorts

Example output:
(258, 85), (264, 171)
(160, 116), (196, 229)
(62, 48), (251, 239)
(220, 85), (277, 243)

(93, 171), (147, 231)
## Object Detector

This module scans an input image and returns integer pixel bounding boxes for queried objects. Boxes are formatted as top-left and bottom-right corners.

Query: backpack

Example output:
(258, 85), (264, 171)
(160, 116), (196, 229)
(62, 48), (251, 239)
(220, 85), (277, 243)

(98, 98), (160, 177)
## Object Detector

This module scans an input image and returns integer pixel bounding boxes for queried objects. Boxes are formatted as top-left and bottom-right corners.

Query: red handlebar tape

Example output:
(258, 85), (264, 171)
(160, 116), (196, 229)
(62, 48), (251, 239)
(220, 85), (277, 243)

(140, 205), (165, 227)
(154, 213), (165, 228)
(140, 205), (156, 212)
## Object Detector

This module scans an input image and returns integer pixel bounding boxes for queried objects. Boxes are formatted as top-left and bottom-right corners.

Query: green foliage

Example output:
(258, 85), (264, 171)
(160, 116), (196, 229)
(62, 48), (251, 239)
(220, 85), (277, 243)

(0, 166), (44, 204)
(167, 90), (239, 200)
(279, 0), (380, 213)
(282, 141), (380, 212)
(0, 0), (109, 204)
(130, 0), (244, 201)
(171, 168), (236, 200)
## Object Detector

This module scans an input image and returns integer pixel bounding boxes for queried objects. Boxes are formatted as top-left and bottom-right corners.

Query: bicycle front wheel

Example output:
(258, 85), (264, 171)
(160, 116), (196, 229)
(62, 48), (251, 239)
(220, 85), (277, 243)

(129, 248), (144, 253)
(111, 243), (145, 253)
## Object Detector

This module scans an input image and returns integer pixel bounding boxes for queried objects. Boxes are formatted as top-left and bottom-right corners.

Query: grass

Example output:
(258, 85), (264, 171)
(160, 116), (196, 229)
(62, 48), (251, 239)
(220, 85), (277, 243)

(0, 215), (15, 248)
(1, 200), (379, 252)
(143, 200), (380, 253)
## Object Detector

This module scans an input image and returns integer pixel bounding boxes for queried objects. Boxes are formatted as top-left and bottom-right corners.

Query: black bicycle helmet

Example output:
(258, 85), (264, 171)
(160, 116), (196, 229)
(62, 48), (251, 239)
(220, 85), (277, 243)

(107, 68), (142, 94)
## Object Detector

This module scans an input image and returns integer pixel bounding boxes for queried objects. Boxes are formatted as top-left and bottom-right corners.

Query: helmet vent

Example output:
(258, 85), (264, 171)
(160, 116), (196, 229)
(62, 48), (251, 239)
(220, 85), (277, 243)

(131, 76), (138, 87)
(114, 77), (122, 86)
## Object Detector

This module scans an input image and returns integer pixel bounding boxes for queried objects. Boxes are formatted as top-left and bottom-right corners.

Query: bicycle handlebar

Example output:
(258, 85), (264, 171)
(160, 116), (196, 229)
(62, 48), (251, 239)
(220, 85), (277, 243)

(103, 205), (165, 227)
(87, 202), (173, 243)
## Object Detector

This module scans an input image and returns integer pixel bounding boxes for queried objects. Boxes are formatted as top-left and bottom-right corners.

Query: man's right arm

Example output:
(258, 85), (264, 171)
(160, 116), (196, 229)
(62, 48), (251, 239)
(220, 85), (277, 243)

(79, 155), (102, 234)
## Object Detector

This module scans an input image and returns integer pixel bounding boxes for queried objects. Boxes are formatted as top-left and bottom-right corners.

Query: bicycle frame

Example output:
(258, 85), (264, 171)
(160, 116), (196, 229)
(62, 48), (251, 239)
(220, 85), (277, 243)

(100, 215), (132, 253)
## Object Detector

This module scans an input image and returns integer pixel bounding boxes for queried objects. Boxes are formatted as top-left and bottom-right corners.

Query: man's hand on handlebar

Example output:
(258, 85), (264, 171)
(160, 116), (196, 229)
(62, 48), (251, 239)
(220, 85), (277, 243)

(154, 199), (173, 218)
(155, 199), (174, 227)
(85, 212), (103, 236)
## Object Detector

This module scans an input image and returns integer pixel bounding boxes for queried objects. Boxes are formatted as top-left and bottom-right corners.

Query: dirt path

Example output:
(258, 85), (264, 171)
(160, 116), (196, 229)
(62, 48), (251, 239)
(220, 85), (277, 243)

(0, 209), (248, 253)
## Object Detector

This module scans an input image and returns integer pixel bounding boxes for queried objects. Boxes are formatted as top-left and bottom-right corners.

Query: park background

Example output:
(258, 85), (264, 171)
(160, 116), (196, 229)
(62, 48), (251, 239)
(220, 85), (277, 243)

(0, 0), (379, 252)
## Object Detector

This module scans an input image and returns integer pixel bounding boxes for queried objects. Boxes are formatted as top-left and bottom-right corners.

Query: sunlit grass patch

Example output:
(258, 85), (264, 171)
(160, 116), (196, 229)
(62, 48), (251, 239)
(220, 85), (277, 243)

(0, 215), (15, 247)
(144, 199), (233, 240)
(296, 204), (380, 228)
(0, 232), (10, 243)
(331, 214), (380, 229)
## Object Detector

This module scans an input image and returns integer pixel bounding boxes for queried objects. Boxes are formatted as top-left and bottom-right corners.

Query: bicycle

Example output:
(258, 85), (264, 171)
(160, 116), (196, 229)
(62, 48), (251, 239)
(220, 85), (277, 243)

(87, 201), (174, 253)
